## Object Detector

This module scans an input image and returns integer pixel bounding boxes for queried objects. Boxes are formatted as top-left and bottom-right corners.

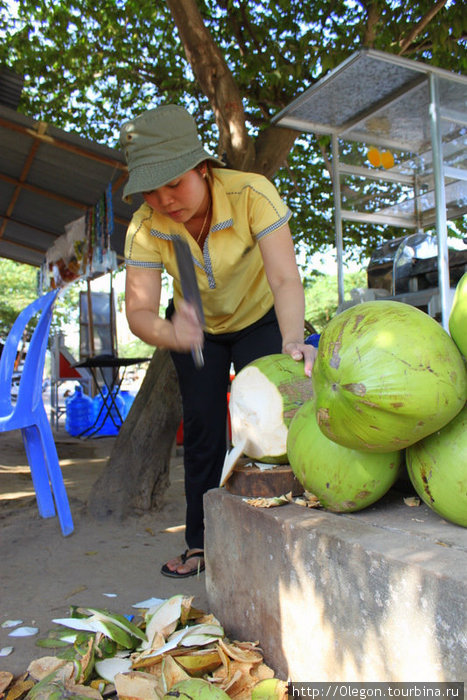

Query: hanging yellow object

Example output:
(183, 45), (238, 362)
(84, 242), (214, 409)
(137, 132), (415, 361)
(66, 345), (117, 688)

(367, 147), (381, 167)
(380, 150), (395, 169)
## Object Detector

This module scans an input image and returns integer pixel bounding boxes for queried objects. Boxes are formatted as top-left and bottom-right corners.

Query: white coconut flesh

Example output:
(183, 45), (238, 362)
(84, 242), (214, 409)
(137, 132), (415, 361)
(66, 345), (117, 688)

(230, 366), (289, 460)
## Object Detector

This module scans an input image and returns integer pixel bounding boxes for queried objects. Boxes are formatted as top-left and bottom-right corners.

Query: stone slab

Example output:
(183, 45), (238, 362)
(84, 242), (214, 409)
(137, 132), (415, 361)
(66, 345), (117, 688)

(204, 488), (467, 683)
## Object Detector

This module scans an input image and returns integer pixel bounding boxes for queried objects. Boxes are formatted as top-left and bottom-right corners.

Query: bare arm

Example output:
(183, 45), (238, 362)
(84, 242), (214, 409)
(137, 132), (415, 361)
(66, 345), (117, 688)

(258, 224), (316, 376)
(125, 266), (203, 352)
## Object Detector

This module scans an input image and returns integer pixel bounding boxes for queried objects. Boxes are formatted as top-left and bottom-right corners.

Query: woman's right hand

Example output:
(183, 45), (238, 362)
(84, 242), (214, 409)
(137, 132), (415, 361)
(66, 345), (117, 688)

(125, 268), (204, 353)
(171, 300), (205, 353)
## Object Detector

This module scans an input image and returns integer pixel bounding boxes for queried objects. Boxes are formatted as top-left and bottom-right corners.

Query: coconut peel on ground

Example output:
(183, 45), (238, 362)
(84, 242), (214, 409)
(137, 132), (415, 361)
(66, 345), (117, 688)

(0, 671), (14, 694)
(1, 596), (280, 699)
(251, 677), (288, 700)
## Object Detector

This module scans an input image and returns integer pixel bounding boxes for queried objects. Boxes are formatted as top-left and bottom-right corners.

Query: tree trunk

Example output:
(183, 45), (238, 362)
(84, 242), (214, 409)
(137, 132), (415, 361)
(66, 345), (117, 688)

(167, 0), (298, 175)
(167, 0), (256, 172)
(88, 349), (182, 519)
(88, 3), (298, 520)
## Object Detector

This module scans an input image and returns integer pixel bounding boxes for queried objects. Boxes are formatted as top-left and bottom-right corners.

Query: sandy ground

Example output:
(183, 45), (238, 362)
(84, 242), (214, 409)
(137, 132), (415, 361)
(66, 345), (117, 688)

(0, 429), (209, 678)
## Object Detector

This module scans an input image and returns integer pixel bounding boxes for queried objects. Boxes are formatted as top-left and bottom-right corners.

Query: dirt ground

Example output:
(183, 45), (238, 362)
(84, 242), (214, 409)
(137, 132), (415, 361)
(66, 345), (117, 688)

(0, 429), (209, 678)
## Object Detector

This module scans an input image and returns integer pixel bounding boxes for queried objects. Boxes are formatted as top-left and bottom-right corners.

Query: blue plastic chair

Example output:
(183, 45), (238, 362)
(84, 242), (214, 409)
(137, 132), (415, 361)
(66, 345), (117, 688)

(0, 290), (74, 536)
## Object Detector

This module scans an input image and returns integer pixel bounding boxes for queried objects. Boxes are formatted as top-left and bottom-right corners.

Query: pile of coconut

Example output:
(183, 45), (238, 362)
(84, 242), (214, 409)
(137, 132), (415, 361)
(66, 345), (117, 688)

(227, 274), (467, 528)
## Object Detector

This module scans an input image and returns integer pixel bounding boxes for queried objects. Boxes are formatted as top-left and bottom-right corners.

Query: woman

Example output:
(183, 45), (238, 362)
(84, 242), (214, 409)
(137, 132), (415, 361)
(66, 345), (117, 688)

(121, 104), (316, 577)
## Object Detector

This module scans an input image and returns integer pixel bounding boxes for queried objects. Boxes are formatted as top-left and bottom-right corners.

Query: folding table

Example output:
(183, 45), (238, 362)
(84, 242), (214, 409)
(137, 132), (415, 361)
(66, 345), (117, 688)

(73, 354), (151, 437)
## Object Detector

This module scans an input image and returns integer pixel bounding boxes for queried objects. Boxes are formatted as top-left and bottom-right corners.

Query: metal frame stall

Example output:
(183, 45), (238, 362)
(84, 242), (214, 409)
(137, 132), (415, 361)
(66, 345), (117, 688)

(273, 49), (467, 329)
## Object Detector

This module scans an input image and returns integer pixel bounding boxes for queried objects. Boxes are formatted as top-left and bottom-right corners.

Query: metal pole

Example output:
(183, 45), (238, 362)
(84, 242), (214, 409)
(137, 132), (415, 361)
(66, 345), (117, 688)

(332, 134), (345, 306)
(109, 271), (117, 356)
(428, 73), (450, 330)
(86, 279), (95, 357)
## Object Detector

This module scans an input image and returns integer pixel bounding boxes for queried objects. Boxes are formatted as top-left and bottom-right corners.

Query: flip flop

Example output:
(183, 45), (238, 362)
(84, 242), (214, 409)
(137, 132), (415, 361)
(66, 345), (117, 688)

(161, 549), (205, 578)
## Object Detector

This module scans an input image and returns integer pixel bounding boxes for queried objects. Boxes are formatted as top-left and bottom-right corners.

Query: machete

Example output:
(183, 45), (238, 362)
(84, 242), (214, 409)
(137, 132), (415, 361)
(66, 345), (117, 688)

(172, 235), (205, 369)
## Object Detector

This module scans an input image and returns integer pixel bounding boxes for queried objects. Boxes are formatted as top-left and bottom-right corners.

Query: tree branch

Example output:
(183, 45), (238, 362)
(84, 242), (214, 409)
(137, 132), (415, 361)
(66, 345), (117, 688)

(239, 2), (266, 55)
(398, 0), (448, 55)
(362, 1), (381, 48)
(253, 125), (298, 179)
(166, 0), (255, 170)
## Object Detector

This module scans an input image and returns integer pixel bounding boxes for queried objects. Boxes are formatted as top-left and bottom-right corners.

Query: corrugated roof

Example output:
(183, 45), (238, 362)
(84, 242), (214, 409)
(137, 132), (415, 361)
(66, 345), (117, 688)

(0, 66), (24, 110)
(0, 104), (139, 268)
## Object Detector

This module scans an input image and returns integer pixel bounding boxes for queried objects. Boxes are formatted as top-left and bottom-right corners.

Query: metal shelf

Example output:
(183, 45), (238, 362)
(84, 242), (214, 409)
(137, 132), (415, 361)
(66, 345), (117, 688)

(273, 49), (467, 328)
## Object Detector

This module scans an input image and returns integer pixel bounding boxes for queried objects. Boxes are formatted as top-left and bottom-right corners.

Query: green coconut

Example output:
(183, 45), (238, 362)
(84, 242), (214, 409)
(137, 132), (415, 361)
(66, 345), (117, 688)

(229, 353), (313, 463)
(287, 399), (402, 512)
(449, 272), (467, 358)
(312, 300), (467, 453)
(164, 678), (230, 700)
(251, 678), (288, 700)
(406, 402), (467, 527)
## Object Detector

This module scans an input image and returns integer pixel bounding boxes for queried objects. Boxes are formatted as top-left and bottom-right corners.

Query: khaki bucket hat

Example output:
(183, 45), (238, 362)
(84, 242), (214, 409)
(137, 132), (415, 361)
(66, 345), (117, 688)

(120, 105), (224, 202)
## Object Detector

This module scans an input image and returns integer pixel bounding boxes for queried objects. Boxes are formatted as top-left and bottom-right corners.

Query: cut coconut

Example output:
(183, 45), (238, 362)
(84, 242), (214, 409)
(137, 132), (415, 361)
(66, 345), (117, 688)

(220, 439), (246, 487)
(229, 354), (312, 463)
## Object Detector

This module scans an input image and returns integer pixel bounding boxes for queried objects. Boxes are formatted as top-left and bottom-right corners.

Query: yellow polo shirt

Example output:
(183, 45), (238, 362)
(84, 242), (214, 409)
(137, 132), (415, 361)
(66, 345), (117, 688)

(124, 168), (292, 334)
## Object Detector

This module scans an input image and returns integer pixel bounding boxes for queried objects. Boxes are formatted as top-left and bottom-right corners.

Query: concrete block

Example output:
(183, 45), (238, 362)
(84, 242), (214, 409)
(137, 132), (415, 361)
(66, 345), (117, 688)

(204, 488), (467, 682)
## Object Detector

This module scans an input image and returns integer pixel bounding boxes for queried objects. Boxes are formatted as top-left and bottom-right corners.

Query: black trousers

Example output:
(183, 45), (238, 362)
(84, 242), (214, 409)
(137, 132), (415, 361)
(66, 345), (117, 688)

(168, 304), (282, 549)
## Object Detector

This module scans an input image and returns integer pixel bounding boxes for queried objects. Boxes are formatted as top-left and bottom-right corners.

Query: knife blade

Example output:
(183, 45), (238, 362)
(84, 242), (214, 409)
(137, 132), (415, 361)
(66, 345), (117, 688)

(172, 235), (205, 368)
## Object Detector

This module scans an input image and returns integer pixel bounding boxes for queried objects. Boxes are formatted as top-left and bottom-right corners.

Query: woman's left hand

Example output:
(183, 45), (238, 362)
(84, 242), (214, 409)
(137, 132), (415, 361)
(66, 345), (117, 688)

(283, 341), (317, 378)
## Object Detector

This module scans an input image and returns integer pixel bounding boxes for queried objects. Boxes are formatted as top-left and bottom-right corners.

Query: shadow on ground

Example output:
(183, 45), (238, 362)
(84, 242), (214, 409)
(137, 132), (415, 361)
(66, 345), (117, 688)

(0, 429), (208, 677)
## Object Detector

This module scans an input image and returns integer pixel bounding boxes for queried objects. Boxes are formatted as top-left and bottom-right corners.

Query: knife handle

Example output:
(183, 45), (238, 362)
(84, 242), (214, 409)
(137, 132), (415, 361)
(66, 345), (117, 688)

(192, 345), (204, 369)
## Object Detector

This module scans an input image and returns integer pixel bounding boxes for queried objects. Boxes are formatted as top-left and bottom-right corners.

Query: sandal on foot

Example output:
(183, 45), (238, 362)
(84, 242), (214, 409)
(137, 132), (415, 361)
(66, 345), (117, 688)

(161, 549), (205, 578)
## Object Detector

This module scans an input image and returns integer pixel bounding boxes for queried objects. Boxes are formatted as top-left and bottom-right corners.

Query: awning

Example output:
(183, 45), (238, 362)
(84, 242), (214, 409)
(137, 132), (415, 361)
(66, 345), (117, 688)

(0, 103), (138, 268)
(272, 49), (467, 152)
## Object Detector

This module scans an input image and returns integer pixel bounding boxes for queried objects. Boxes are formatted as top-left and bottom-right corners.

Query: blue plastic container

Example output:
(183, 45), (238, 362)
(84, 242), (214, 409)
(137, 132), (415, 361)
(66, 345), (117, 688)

(119, 390), (136, 419)
(65, 385), (95, 437)
(93, 387), (126, 436)
(305, 333), (321, 348)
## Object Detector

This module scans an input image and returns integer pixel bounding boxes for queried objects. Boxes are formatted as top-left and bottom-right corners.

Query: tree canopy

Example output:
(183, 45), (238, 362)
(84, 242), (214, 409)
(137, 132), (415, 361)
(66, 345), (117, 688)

(0, 259), (38, 339)
(0, 258), (83, 341)
(1, 0), (465, 264)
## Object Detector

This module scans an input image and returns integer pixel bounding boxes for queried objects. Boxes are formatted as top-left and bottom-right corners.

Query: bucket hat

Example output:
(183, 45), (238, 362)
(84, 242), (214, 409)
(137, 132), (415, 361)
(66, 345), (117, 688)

(120, 105), (224, 202)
